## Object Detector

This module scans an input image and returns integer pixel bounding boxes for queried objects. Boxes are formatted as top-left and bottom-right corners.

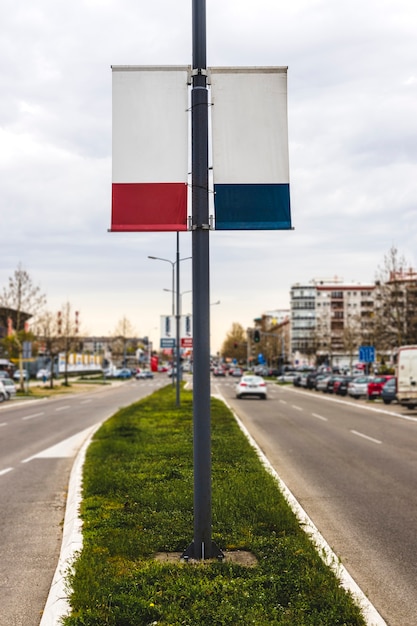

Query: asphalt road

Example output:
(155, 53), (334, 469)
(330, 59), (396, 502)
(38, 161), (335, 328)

(212, 376), (417, 626)
(0, 377), (167, 626)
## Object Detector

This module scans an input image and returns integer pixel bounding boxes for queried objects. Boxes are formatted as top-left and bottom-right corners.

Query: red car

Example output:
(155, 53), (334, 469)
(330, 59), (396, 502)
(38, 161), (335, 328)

(367, 375), (395, 400)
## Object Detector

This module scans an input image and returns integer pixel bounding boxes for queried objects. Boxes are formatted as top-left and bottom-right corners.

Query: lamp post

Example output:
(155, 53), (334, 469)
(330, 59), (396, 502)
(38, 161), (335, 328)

(148, 238), (191, 406)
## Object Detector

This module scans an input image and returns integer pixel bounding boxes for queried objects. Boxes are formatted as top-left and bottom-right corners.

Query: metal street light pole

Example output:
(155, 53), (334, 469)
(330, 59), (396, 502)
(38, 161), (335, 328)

(148, 244), (192, 406)
(182, 0), (223, 561)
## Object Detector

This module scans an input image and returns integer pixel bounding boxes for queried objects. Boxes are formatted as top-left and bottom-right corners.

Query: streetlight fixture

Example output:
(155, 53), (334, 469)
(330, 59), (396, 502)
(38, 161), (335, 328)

(148, 255), (192, 316)
(163, 288), (192, 316)
(148, 237), (192, 406)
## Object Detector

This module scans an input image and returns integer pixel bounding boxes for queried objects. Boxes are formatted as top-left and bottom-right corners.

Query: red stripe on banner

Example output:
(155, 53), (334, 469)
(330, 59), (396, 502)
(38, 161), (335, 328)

(111, 183), (188, 231)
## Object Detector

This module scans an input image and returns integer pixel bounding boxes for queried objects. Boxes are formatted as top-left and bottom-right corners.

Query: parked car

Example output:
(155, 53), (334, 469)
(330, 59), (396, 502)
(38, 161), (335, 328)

(1, 377), (16, 399)
(267, 368), (280, 377)
(0, 380), (9, 402)
(347, 376), (374, 399)
(335, 376), (355, 396)
(305, 371), (319, 389)
(277, 371), (298, 383)
(136, 370), (154, 379)
(316, 375), (332, 392)
(298, 373), (310, 388)
(381, 377), (398, 405)
(312, 374), (328, 390)
(324, 375), (345, 393)
(13, 369), (29, 381)
(115, 368), (132, 379)
(292, 373), (301, 386)
(236, 375), (267, 400)
(367, 375), (395, 400)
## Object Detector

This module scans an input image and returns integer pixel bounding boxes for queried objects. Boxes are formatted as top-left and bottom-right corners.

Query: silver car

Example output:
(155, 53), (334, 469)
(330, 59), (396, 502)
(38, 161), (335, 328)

(347, 375), (374, 399)
(1, 377), (16, 399)
(236, 375), (267, 400)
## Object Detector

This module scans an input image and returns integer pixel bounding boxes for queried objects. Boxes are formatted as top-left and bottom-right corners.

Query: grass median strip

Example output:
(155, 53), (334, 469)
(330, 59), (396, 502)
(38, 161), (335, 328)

(62, 384), (365, 625)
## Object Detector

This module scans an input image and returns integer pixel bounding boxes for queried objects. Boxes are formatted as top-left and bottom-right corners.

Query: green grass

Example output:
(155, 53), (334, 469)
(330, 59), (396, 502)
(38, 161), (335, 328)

(62, 385), (366, 626)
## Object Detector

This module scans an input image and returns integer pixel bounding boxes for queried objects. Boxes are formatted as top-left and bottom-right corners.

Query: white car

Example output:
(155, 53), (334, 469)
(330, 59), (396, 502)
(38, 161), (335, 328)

(13, 369), (29, 381)
(1, 377), (16, 399)
(136, 370), (154, 379)
(0, 380), (8, 402)
(347, 375), (374, 399)
(236, 375), (267, 400)
(277, 371), (298, 383)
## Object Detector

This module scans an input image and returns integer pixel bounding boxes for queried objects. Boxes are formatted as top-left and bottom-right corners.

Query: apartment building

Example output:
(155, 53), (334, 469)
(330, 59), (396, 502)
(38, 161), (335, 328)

(290, 278), (375, 366)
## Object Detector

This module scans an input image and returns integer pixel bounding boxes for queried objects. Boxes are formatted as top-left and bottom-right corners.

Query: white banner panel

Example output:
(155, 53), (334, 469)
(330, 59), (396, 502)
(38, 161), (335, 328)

(210, 67), (289, 184)
(112, 66), (190, 183)
(209, 67), (291, 230)
(111, 66), (190, 231)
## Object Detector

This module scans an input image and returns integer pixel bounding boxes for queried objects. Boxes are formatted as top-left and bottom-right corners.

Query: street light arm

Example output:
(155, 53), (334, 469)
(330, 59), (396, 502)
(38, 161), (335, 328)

(147, 255), (174, 266)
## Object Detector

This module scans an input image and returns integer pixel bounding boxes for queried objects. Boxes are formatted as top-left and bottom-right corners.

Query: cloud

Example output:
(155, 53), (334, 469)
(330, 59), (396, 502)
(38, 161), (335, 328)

(1, 0), (417, 352)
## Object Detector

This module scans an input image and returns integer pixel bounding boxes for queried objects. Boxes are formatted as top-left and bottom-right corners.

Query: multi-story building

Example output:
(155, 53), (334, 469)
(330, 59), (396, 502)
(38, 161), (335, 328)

(290, 278), (376, 367)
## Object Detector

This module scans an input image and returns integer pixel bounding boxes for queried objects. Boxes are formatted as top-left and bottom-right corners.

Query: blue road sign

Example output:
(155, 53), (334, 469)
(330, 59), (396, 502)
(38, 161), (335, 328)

(160, 338), (176, 348)
(359, 345), (375, 363)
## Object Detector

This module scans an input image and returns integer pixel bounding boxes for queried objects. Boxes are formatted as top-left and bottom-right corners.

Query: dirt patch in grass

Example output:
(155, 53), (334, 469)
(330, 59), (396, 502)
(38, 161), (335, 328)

(16, 381), (113, 399)
(154, 550), (258, 567)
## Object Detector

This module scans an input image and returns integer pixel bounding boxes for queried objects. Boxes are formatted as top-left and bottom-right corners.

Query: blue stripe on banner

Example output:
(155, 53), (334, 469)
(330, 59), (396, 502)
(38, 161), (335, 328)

(214, 183), (292, 230)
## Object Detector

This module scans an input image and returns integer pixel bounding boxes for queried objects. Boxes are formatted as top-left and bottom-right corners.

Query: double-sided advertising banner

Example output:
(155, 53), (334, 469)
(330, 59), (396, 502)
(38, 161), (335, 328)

(111, 65), (291, 232)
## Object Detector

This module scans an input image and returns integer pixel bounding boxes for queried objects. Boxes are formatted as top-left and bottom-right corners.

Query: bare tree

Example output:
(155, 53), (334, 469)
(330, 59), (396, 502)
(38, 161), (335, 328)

(33, 310), (64, 388)
(112, 317), (136, 367)
(373, 246), (415, 351)
(342, 312), (363, 372)
(0, 264), (46, 390)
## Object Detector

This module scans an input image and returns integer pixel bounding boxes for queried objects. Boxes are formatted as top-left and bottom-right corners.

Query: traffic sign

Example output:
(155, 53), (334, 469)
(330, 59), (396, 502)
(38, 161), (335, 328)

(359, 345), (375, 363)
(160, 338), (175, 348)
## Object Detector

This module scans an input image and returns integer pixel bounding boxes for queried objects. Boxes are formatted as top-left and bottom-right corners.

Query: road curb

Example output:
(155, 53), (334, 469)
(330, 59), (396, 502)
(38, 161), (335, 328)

(39, 423), (102, 625)
(213, 391), (388, 626)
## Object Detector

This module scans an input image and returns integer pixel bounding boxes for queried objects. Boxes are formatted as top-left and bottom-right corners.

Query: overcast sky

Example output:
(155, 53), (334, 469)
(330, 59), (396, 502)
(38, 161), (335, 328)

(1, 0), (416, 353)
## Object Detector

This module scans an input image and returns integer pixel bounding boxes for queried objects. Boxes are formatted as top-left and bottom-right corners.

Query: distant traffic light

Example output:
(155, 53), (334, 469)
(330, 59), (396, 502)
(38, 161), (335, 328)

(253, 330), (261, 343)
(233, 342), (238, 349)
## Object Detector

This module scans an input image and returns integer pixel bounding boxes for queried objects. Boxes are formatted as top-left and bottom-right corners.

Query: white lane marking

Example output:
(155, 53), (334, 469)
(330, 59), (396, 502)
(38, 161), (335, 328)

(312, 413), (328, 421)
(79, 399), (92, 404)
(279, 399), (287, 404)
(351, 430), (382, 445)
(21, 426), (97, 463)
(55, 405), (70, 412)
(292, 405), (303, 411)
(22, 412), (45, 421)
(0, 422), (7, 427)
(0, 467), (13, 476)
